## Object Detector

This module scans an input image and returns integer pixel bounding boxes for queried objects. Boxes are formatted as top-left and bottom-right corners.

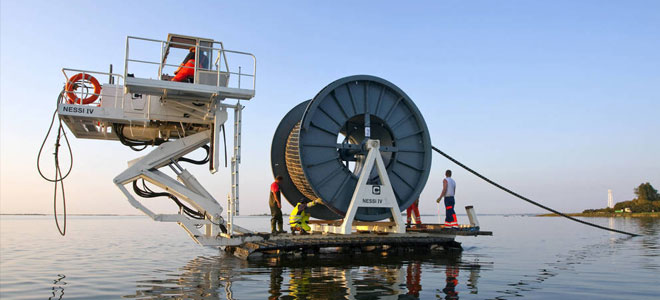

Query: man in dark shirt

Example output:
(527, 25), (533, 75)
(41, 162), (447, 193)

(269, 175), (285, 234)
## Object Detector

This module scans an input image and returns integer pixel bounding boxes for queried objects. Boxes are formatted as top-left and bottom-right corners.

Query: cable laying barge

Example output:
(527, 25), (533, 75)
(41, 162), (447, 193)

(52, 33), (491, 260)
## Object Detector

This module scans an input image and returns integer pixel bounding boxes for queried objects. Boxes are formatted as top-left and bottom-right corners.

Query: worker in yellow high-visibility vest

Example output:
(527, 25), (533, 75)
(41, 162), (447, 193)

(289, 199), (317, 235)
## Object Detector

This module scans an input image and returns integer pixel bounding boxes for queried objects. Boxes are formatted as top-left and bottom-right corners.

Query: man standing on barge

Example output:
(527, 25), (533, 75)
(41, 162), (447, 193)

(406, 198), (422, 228)
(436, 170), (458, 228)
(269, 175), (285, 234)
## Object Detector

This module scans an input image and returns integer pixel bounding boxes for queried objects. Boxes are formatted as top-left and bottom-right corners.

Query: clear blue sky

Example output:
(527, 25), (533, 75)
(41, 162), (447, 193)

(1, 1), (658, 216)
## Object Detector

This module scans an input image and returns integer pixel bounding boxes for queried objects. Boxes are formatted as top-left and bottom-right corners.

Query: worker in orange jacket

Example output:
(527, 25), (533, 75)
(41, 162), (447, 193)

(172, 47), (197, 82)
(406, 198), (422, 228)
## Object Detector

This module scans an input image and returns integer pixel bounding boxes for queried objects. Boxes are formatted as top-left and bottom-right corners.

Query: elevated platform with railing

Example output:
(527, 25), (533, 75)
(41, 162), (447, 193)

(58, 34), (256, 143)
(124, 35), (255, 101)
(54, 34), (257, 247)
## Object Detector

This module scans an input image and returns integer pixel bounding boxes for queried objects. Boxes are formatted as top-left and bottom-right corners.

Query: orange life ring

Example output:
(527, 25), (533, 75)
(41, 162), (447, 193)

(65, 73), (101, 104)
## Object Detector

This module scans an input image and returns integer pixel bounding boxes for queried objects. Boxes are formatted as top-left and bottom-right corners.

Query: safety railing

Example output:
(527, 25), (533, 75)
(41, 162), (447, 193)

(124, 36), (257, 91)
(61, 68), (125, 109)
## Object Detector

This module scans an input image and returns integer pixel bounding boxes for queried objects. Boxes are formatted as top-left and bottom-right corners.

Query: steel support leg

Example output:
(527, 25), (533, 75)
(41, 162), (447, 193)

(113, 130), (253, 246)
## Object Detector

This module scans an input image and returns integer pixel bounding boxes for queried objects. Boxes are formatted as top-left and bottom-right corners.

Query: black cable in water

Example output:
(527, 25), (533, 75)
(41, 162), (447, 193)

(431, 146), (640, 237)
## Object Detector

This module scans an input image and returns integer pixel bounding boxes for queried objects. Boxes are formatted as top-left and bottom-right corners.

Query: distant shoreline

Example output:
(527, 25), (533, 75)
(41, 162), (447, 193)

(537, 212), (660, 218)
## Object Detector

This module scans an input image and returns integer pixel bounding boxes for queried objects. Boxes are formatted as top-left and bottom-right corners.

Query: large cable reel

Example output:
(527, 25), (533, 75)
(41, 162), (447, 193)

(271, 75), (432, 221)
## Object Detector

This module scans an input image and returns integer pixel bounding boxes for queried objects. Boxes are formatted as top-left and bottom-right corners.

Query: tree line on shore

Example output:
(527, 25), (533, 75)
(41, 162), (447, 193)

(583, 182), (660, 214)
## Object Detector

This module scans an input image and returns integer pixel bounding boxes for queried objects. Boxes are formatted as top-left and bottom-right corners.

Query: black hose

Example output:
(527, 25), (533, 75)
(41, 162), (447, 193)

(37, 91), (72, 236)
(52, 146), (66, 236)
(112, 123), (166, 151)
(431, 146), (640, 237)
(221, 124), (227, 168)
(132, 179), (205, 220)
(134, 178), (225, 233)
(37, 111), (73, 182)
(178, 145), (210, 165)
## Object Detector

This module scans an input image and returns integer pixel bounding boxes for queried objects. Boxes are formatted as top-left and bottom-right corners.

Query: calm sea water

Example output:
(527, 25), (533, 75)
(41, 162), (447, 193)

(1, 215), (658, 299)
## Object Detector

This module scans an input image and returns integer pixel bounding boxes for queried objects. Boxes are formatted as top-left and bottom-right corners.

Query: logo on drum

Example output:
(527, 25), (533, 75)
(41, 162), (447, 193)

(372, 185), (381, 195)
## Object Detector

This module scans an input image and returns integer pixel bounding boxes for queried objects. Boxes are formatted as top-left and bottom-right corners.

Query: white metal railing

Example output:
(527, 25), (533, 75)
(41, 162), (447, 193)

(61, 68), (125, 109)
(124, 36), (256, 91)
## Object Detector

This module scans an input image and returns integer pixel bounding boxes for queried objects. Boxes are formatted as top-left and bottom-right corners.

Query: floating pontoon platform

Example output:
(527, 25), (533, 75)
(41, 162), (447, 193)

(227, 225), (492, 260)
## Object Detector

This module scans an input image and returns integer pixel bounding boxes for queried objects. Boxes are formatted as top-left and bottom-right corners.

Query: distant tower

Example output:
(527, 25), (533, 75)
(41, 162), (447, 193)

(608, 189), (614, 208)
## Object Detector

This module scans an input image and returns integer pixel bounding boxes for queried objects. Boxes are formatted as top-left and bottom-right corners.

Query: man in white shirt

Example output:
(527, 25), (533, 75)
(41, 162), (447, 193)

(436, 170), (458, 228)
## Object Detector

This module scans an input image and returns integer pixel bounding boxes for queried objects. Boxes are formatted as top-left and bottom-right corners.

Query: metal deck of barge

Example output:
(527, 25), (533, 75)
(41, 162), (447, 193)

(227, 225), (492, 260)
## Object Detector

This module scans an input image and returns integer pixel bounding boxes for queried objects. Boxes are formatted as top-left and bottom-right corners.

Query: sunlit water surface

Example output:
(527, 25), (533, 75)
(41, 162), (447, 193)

(1, 215), (658, 299)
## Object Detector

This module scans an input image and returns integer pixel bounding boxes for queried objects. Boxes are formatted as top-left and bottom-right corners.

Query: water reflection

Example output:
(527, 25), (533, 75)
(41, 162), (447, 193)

(405, 262), (421, 297)
(257, 252), (485, 300)
(48, 274), (66, 300)
(442, 266), (459, 299)
(269, 267), (284, 300)
(636, 217), (658, 237)
(634, 217), (659, 270)
(124, 256), (247, 299)
(124, 251), (487, 299)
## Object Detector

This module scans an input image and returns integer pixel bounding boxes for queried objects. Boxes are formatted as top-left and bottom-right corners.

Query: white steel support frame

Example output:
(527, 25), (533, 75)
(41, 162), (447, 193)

(112, 104), (255, 247)
(311, 139), (406, 234)
(231, 102), (242, 215)
(227, 101), (242, 235)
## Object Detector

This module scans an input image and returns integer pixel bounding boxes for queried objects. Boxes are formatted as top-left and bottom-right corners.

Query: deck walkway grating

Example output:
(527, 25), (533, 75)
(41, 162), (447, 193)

(227, 226), (492, 259)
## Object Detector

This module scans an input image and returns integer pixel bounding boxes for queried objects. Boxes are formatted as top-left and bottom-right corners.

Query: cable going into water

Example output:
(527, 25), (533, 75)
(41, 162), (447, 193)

(431, 146), (640, 237)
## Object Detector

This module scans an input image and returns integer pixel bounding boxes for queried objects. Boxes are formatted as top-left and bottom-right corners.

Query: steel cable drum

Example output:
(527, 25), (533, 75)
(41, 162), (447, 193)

(272, 75), (432, 221)
(271, 100), (342, 220)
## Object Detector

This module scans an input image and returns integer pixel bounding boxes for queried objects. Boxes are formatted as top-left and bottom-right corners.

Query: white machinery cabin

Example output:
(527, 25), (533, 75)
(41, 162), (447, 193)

(57, 34), (258, 246)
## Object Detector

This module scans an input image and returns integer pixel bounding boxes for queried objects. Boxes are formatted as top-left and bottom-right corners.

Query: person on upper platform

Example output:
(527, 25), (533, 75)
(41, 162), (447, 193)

(171, 47), (208, 83)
